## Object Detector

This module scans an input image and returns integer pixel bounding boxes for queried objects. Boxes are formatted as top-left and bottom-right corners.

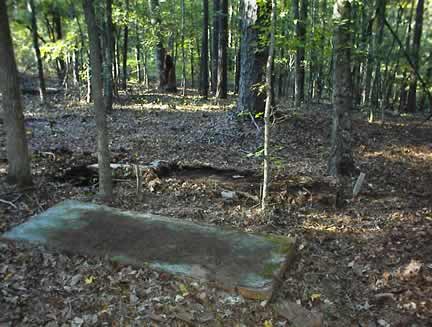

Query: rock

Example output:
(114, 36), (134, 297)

(71, 317), (84, 327)
(377, 319), (389, 327)
(221, 191), (237, 200)
(175, 295), (185, 303)
(273, 300), (322, 327)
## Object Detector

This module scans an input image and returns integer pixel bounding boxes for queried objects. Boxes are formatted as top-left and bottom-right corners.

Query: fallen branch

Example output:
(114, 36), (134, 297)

(0, 198), (18, 209)
(236, 190), (260, 203)
(0, 186), (35, 197)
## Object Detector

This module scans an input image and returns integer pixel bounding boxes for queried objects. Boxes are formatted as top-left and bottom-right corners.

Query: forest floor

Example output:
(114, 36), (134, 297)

(0, 85), (431, 327)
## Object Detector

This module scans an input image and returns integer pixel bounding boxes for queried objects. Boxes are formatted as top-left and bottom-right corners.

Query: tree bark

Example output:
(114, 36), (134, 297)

(83, 0), (113, 200)
(328, 0), (355, 179)
(406, 0), (424, 112)
(0, 0), (32, 187)
(104, 0), (114, 112)
(237, 0), (270, 114)
(216, 0), (228, 99)
(199, 0), (209, 97)
(27, 0), (46, 103)
(121, 0), (129, 90)
(149, 0), (166, 90)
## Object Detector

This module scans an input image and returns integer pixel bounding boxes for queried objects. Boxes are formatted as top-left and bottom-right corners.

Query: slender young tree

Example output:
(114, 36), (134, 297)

(237, 0), (271, 114)
(262, 0), (276, 211)
(0, 0), (32, 187)
(211, 0), (220, 93)
(406, 0), (425, 112)
(216, 0), (228, 99)
(27, 0), (46, 103)
(181, 0), (186, 95)
(52, 5), (66, 80)
(294, 0), (308, 107)
(199, 0), (209, 97)
(121, 0), (129, 90)
(328, 0), (355, 206)
(369, 0), (386, 122)
(83, 0), (113, 200)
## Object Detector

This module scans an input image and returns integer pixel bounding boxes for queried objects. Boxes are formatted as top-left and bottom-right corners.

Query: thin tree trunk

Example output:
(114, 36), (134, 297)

(369, 0), (386, 122)
(199, 0), (209, 97)
(216, 0), (228, 99)
(406, 0), (424, 112)
(190, 47), (195, 88)
(262, 0), (276, 212)
(181, 0), (186, 95)
(83, 0), (113, 200)
(234, 45), (240, 94)
(52, 7), (66, 80)
(294, 0), (308, 107)
(399, 0), (415, 111)
(27, 0), (46, 103)
(86, 58), (92, 102)
(143, 50), (149, 88)
(121, 0), (129, 90)
(72, 50), (80, 86)
(0, 0), (32, 186)
(211, 0), (220, 93)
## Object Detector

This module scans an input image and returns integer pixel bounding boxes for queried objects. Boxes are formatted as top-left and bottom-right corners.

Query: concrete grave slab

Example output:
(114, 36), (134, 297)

(3, 200), (295, 299)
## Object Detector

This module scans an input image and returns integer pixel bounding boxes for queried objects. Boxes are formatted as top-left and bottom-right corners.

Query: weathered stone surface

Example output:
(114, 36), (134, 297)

(274, 300), (323, 327)
(3, 200), (295, 299)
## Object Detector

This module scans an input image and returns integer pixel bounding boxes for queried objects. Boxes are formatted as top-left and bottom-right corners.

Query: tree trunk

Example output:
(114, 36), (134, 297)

(211, 0), (220, 93)
(104, 0), (114, 112)
(121, 0), (129, 90)
(72, 50), (80, 86)
(190, 47), (195, 88)
(86, 58), (92, 102)
(181, 0), (186, 95)
(27, 0), (46, 103)
(237, 0), (270, 114)
(261, 0), (276, 211)
(398, 0), (415, 111)
(149, 0), (166, 90)
(52, 7), (66, 80)
(294, 0), (308, 107)
(328, 0), (355, 183)
(143, 50), (149, 88)
(0, 0), (32, 187)
(199, 0), (209, 97)
(234, 45), (241, 94)
(369, 0), (386, 122)
(216, 0), (228, 99)
(406, 0), (424, 112)
(164, 54), (177, 92)
(83, 0), (113, 200)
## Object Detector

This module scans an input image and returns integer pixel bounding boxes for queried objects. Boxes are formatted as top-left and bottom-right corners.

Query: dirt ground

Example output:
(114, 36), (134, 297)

(1, 86), (431, 326)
